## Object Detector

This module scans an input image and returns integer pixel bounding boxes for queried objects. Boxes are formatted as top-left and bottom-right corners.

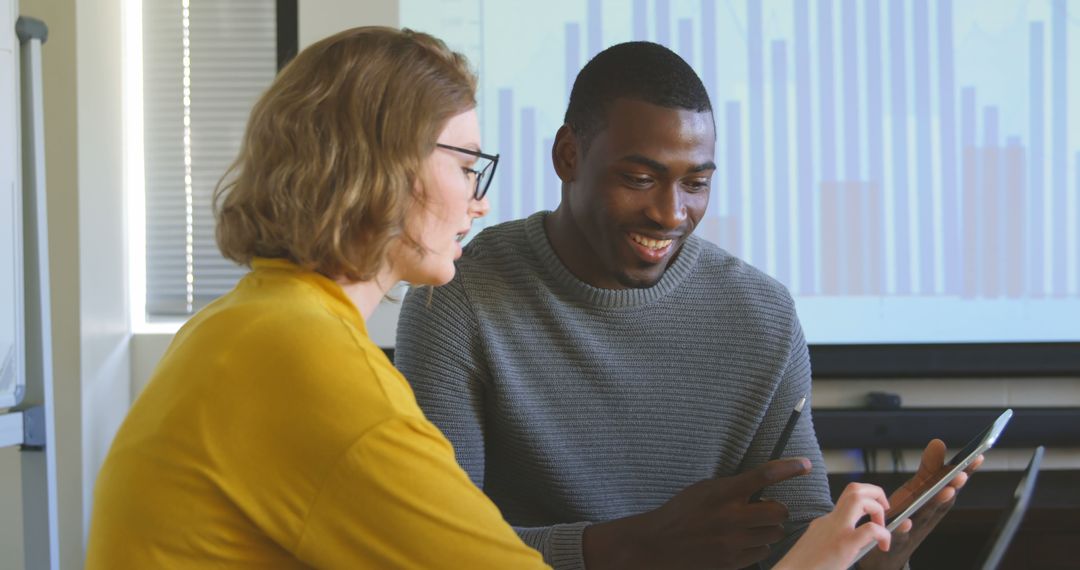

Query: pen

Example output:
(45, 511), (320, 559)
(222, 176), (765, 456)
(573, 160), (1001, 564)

(749, 394), (806, 502)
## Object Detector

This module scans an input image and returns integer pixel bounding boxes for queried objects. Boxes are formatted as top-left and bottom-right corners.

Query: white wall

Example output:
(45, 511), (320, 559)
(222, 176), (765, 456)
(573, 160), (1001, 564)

(76, 0), (130, 553)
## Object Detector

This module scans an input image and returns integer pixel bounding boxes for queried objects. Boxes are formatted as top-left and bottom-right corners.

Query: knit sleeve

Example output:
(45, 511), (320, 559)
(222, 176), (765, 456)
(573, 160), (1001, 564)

(514, 523), (591, 570)
(397, 279), (593, 570)
(750, 307), (836, 568)
(396, 279), (489, 489)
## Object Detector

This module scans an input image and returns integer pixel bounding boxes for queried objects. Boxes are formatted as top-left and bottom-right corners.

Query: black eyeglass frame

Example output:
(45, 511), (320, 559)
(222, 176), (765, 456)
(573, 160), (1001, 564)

(435, 143), (500, 200)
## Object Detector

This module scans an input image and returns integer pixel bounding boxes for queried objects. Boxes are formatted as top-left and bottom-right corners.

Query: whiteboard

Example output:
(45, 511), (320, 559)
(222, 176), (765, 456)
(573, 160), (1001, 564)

(0, 1), (24, 409)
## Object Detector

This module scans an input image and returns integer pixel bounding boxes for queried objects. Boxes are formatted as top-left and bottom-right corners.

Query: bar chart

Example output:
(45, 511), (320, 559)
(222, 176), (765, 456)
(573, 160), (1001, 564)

(401, 0), (1080, 343)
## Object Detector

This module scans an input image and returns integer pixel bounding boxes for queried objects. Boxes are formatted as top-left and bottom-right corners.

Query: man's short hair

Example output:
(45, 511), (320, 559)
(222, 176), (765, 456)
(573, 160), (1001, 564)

(564, 41), (713, 153)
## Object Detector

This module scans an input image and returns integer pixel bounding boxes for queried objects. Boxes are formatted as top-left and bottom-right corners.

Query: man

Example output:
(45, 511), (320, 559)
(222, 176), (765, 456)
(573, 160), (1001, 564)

(396, 42), (968, 570)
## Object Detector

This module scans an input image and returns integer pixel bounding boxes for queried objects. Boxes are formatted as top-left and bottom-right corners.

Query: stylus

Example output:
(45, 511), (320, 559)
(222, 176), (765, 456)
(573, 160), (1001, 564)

(749, 394), (806, 503)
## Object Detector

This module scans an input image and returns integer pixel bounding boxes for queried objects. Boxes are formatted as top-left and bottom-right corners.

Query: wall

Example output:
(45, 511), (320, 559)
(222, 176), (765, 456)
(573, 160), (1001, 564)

(1, 0), (129, 567)
(75, 0), (130, 557)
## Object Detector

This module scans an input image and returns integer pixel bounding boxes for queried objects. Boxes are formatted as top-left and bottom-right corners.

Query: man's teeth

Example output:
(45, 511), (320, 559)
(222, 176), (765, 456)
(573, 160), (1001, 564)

(630, 233), (673, 250)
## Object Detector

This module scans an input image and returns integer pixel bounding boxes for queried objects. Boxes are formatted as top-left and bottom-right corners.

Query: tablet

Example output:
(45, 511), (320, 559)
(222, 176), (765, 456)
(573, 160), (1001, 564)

(854, 408), (1013, 562)
(975, 445), (1044, 570)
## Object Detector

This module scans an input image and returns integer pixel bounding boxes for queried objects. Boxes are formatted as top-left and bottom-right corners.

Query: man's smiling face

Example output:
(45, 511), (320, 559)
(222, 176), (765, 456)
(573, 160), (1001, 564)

(560, 98), (716, 289)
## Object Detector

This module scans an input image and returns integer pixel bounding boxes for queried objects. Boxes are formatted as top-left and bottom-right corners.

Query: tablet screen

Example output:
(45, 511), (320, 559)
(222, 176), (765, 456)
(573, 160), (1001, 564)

(855, 409), (1013, 562)
(885, 409), (1012, 525)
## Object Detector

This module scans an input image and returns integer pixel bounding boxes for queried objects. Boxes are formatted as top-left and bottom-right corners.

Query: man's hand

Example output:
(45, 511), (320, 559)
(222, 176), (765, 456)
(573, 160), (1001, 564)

(859, 439), (984, 570)
(582, 458), (812, 570)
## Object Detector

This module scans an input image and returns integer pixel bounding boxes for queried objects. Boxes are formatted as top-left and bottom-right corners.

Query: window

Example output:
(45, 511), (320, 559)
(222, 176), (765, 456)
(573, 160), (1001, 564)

(141, 0), (277, 319)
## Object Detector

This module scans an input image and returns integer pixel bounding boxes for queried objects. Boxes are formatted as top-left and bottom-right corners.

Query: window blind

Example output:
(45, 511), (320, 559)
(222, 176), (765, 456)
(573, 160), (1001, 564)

(143, 0), (276, 318)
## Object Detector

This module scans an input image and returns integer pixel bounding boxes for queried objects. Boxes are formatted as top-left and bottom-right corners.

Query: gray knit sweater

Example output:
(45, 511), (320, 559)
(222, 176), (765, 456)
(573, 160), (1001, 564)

(396, 212), (834, 569)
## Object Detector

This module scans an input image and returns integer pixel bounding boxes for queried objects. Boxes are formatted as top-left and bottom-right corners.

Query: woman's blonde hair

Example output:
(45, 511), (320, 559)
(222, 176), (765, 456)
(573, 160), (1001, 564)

(214, 26), (477, 281)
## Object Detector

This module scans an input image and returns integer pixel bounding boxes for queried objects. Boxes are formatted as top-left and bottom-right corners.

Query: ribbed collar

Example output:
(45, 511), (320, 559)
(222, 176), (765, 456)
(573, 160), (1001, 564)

(248, 257), (368, 335)
(524, 211), (702, 309)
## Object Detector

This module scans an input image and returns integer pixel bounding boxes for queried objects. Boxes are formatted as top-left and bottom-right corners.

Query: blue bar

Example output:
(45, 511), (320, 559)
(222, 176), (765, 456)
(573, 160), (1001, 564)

(521, 108), (536, 218)
(748, 0), (765, 267)
(818, 0), (837, 292)
(633, 0), (647, 41)
(866, 0), (885, 295)
(841, 0), (860, 294)
(889, 0), (911, 294)
(587, 0), (602, 59)
(702, 0), (717, 109)
(678, 19), (693, 66)
(565, 22), (580, 100)
(1029, 22), (1045, 297)
(795, 0), (815, 294)
(938, 0), (960, 294)
(841, 0), (859, 183)
(982, 107), (1000, 298)
(772, 40), (790, 287)
(1052, 0), (1067, 295)
(961, 87), (978, 297)
(914, 0), (934, 294)
(498, 89), (514, 222)
(726, 101), (742, 256)
(817, 0), (836, 183)
(543, 137), (558, 211)
(1004, 136), (1022, 296)
(656, 0), (670, 47)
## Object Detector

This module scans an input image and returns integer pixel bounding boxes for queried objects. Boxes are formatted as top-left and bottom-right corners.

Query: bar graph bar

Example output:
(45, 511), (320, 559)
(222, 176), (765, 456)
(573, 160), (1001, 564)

(678, 19), (693, 67)
(982, 107), (1000, 299)
(748, 0), (766, 269)
(1051, 0), (1067, 297)
(938, 0), (959, 295)
(632, 0), (646, 41)
(772, 40), (790, 287)
(795, 0), (815, 294)
(655, 0), (670, 47)
(497, 88), (513, 223)
(817, 0), (837, 291)
(841, 0), (860, 294)
(914, 0), (934, 293)
(1005, 139), (1026, 299)
(432, 0), (1080, 304)
(1030, 22), (1045, 298)
(587, 0), (602, 59)
(889, 0), (911, 295)
(726, 101), (742, 258)
(564, 23), (580, 99)
(865, 0), (885, 296)
(521, 108), (536, 219)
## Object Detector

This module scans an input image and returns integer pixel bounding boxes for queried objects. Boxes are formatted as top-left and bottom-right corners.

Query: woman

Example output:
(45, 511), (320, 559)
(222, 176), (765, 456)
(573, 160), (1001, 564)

(86, 26), (892, 569)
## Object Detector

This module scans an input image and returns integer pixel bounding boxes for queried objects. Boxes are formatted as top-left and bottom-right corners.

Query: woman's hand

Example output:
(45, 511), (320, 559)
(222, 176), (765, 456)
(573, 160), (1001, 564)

(773, 482), (906, 570)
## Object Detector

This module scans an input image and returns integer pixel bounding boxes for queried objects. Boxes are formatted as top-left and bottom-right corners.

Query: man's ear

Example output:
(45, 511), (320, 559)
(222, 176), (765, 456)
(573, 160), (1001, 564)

(552, 124), (578, 183)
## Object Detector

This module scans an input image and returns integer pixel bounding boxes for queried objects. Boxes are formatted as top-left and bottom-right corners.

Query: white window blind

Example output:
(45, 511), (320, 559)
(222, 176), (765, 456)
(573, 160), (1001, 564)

(143, 0), (276, 318)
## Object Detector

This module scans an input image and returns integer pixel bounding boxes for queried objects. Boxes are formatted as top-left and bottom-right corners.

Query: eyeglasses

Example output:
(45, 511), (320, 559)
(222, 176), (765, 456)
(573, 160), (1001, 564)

(435, 143), (500, 200)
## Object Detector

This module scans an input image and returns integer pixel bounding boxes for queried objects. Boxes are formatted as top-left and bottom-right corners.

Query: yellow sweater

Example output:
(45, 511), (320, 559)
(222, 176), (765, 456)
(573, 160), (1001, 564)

(87, 258), (549, 569)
